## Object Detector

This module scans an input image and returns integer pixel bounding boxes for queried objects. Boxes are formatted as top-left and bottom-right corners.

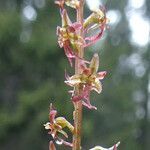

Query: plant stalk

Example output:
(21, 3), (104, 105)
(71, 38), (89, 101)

(72, 0), (84, 150)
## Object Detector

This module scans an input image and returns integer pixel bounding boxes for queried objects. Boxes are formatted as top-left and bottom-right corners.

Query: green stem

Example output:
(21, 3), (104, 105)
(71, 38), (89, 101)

(72, 0), (84, 150)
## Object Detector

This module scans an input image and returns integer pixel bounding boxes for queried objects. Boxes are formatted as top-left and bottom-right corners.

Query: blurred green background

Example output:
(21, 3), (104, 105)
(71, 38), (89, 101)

(0, 0), (149, 150)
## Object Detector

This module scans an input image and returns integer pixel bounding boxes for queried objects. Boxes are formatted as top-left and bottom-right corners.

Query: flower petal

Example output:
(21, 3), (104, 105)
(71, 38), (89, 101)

(49, 104), (57, 123)
(84, 24), (105, 47)
(83, 6), (107, 47)
(82, 101), (97, 110)
(51, 130), (57, 138)
(61, 140), (73, 147)
(61, 9), (72, 27)
(110, 141), (120, 150)
(64, 42), (75, 66)
(90, 53), (99, 74)
(97, 71), (107, 80)
(58, 129), (68, 138)
(55, 117), (74, 133)
(82, 85), (97, 110)
(44, 122), (51, 130)
(92, 78), (102, 94)
(55, 137), (73, 147)
(55, 117), (68, 128)
(65, 74), (81, 86)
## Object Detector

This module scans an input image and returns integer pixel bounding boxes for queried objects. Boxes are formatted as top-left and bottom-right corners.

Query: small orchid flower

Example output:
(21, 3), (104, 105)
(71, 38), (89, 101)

(65, 53), (106, 93)
(44, 104), (74, 147)
(65, 53), (106, 109)
(90, 141), (120, 150)
(84, 7), (108, 47)
(57, 9), (84, 66)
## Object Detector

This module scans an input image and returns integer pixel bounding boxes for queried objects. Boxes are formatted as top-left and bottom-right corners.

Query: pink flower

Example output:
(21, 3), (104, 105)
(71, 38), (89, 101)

(65, 53), (106, 109)
(44, 104), (74, 147)
(56, 6), (108, 67)
(56, 9), (84, 66)
(84, 6), (108, 47)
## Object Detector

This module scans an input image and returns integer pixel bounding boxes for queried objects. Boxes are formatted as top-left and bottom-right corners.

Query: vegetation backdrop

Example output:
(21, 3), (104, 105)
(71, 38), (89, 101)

(0, 0), (149, 150)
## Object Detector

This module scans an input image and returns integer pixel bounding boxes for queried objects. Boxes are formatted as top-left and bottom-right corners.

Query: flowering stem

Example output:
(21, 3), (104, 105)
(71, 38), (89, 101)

(73, 0), (84, 150)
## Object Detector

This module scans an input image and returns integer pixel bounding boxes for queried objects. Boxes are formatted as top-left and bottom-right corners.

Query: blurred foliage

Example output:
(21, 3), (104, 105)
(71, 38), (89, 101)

(0, 0), (149, 150)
